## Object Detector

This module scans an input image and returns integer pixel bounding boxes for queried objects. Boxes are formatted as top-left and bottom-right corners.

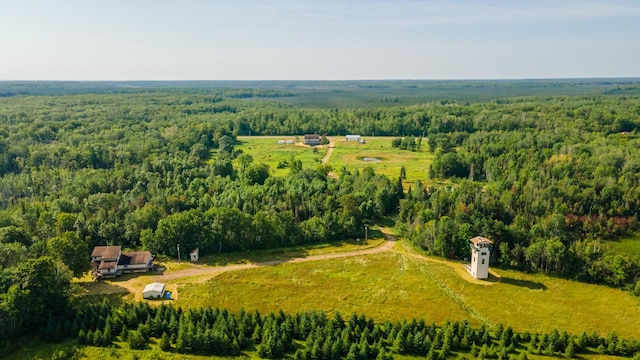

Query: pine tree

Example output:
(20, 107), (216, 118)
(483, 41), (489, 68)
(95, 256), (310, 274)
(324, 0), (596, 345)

(159, 332), (171, 351)
(92, 329), (102, 347)
(102, 326), (112, 347)
(565, 340), (576, 358)
(129, 329), (147, 350)
(120, 324), (128, 340)
(77, 329), (86, 345)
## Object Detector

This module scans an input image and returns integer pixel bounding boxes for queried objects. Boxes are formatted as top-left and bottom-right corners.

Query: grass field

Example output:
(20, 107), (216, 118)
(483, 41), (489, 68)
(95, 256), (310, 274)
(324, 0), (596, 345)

(606, 233), (640, 263)
(328, 137), (436, 187)
(235, 136), (438, 188)
(234, 136), (328, 177)
(174, 243), (640, 339)
(17, 237), (640, 359)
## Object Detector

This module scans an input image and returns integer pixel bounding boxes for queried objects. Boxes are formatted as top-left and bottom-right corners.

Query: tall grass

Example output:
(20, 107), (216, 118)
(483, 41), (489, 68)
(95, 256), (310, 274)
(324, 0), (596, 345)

(175, 249), (640, 339)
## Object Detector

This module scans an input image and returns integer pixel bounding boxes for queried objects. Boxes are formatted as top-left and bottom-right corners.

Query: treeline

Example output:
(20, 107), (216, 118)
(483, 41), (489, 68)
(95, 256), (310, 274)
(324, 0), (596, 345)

(144, 166), (399, 256)
(27, 301), (640, 359)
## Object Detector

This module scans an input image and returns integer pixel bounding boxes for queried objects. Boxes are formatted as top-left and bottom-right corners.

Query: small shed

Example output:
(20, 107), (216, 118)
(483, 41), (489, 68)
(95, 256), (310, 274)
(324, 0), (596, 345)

(346, 135), (361, 142)
(143, 282), (165, 299)
(189, 248), (199, 262)
(277, 140), (285, 145)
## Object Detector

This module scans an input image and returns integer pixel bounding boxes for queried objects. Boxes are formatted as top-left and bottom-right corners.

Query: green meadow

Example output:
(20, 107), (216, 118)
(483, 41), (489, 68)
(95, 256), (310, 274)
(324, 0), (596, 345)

(328, 137), (436, 187)
(235, 136), (437, 188)
(234, 136), (328, 177)
(607, 233), (640, 264)
(174, 243), (640, 340)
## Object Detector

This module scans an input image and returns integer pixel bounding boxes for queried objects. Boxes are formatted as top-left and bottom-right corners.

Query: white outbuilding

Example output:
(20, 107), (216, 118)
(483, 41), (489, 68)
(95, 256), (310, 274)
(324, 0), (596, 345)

(142, 282), (165, 299)
(189, 248), (199, 262)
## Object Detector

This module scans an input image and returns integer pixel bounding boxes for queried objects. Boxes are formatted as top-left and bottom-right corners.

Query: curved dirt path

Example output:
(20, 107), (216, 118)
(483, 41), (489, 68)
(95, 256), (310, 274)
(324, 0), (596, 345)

(86, 228), (396, 297)
(321, 137), (338, 179)
(321, 137), (335, 165)
(83, 228), (498, 300)
(166, 233), (394, 282)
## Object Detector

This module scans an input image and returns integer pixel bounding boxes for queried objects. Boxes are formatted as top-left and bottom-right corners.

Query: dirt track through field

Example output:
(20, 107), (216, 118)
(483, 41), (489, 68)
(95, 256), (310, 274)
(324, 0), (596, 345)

(85, 228), (397, 298)
(83, 227), (498, 300)
(321, 137), (338, 178)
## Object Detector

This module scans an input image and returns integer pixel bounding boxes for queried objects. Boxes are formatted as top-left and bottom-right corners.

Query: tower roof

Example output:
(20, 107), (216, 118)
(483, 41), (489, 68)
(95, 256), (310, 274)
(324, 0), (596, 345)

(470, 236), (493, 246)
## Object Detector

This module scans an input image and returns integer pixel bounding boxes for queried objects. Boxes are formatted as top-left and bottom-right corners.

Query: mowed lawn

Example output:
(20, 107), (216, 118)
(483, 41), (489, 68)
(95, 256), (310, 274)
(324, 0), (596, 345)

(327, 137), (437, 188)
(235, 136), (328, 177)
(175, 249), (640, 339)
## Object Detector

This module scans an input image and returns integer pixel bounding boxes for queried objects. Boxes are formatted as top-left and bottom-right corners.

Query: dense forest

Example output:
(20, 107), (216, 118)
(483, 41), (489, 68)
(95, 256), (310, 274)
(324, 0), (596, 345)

(1, 81), (640, 357)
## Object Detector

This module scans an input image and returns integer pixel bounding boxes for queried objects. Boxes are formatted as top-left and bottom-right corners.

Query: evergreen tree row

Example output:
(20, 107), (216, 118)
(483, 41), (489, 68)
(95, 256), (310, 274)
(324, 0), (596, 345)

(32, 300), (640, 359)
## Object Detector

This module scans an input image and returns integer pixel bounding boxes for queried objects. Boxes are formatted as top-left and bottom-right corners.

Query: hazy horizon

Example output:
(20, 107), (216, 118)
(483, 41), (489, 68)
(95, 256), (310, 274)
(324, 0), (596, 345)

(2, 1), (639, 81)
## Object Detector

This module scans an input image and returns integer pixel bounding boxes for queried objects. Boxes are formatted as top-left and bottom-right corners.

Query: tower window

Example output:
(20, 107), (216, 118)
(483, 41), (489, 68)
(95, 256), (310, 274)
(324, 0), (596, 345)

(481, 259), (485, 264)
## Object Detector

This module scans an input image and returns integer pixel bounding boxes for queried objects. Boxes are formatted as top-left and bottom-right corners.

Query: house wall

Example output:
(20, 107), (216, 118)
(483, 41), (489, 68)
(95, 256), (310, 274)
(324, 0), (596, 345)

(119, 263), (151, 273)
(143, 291), (163, 299)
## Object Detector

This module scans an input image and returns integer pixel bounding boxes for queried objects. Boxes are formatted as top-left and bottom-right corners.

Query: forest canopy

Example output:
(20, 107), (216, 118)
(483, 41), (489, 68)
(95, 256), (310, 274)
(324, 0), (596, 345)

(1, 80), (640, 352)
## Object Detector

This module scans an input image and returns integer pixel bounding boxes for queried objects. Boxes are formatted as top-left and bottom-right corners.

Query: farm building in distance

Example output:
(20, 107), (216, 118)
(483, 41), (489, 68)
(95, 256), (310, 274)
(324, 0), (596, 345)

(345, 134), (365, 144)
(142, 282), (165, 299)
(91, 246), (154, 278)
(467, 236), (493, 279)
(303, 134), (321, 146)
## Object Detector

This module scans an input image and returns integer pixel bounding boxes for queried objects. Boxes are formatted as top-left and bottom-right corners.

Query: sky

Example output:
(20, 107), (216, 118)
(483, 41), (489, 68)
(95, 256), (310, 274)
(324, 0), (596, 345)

(1, 0), (639, 80)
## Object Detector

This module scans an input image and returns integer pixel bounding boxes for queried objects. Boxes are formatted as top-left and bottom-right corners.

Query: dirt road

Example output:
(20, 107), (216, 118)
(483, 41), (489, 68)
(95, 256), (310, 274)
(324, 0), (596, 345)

(84, 228), (397, 298)
(321, 137), (338, 178)
(83, 227), (496, 300)
(158, 232), (394, 282)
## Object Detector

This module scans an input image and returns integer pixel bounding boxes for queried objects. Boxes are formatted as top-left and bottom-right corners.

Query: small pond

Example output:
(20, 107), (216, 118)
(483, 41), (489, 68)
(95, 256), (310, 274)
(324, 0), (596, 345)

(361, 157), (382, 162)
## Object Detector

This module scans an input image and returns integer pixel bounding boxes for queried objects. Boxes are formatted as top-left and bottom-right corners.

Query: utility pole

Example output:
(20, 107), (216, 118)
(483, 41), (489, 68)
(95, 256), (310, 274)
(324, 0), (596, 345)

(364, 224), (368, 245)
(177, 244), (181, 262)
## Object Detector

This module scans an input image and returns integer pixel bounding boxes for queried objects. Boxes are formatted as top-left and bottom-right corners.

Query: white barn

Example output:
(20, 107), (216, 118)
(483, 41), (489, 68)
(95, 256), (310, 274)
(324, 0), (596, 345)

(346, 135), (361, 142)
(143, 282), (165, 299)
(468, 236), (493, 279)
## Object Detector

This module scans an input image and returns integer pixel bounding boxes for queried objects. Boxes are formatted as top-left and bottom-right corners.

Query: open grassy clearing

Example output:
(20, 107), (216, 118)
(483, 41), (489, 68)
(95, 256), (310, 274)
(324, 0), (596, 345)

(607, 232), (640, 263)
(234, 136), (328, 177)
(175, 248), (640, 339)
(233, 136), (439, 187)
(325, 137), (442, 188)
